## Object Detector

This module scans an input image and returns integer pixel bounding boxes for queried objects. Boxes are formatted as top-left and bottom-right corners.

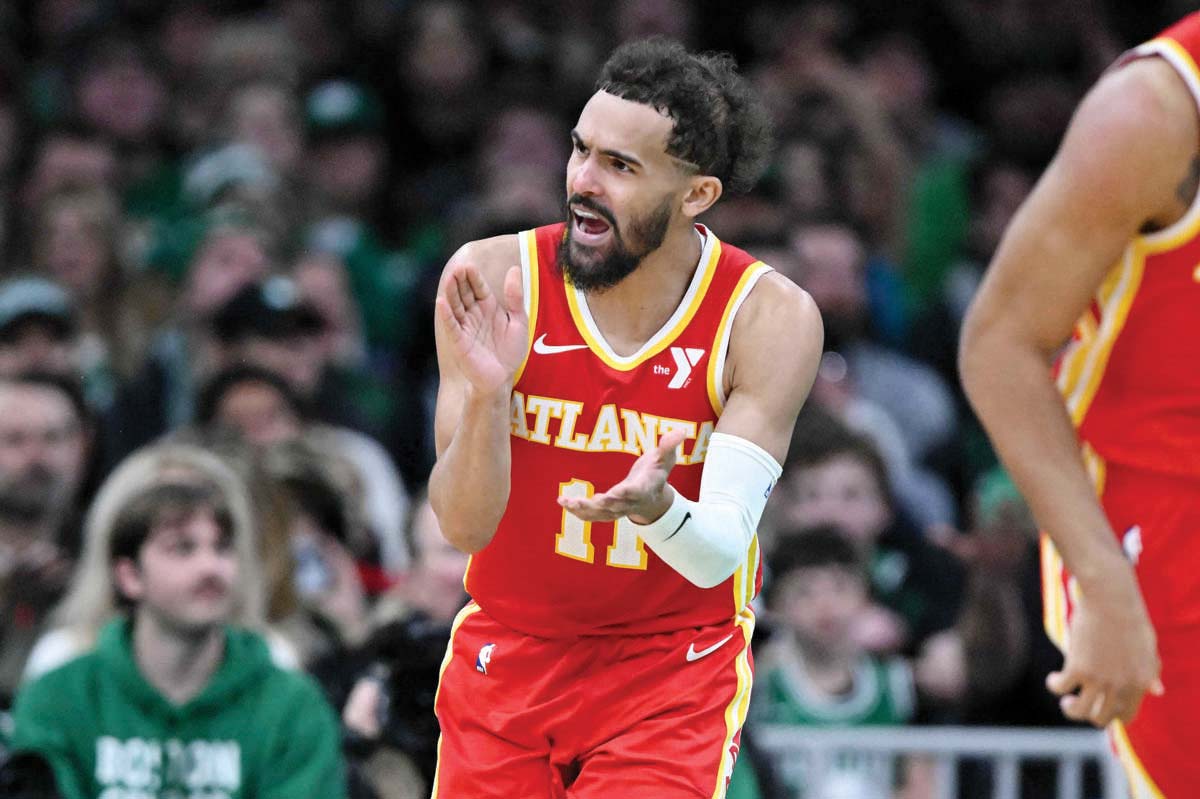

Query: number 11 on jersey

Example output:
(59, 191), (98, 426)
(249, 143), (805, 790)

(555, 479), (649, 569)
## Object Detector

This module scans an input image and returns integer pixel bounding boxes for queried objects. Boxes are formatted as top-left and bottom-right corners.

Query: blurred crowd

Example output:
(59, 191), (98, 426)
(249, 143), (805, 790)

(0, 1), (1191, 797)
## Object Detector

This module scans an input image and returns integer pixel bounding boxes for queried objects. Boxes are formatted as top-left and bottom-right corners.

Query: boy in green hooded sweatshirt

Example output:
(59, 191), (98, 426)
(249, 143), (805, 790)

(8, 443), (346, 798)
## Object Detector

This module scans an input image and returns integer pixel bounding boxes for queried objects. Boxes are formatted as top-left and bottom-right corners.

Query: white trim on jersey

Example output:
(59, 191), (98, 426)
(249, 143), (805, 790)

(710, 263), (774, 410)
(1131, 39), (1200, 246)
(569, 225), (716, 365)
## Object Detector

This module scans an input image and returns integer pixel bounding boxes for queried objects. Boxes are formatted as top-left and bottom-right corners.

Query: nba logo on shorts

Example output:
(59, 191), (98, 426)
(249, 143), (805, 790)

(476, 643), (496, 675)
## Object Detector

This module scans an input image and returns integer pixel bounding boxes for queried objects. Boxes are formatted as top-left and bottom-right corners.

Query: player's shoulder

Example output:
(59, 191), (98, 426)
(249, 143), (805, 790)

(1072, 56), (1195, 155)
(443, 233), (524, 287)
(1054, 55), (1197, 215)
(740, 268), (821, 336)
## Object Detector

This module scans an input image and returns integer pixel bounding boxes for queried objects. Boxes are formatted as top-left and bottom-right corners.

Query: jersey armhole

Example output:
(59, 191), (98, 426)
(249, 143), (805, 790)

(706, 262), (774, 415)
(1123, 40), (1200, 247)
(512, 229), (540, 385)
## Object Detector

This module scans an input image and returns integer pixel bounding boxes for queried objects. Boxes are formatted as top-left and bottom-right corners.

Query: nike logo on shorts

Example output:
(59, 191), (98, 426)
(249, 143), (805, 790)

(532, 334), (588, 355)
(686, 633), (734, 662)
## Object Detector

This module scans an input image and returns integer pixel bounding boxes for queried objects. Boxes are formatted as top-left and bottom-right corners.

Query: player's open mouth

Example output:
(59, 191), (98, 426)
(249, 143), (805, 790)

(572, 207), (613, 245)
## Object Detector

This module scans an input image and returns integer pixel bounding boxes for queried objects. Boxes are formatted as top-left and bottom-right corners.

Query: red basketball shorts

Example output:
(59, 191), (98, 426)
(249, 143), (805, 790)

(1042, 455), (1200, 797)
(431, 601), (755, 799)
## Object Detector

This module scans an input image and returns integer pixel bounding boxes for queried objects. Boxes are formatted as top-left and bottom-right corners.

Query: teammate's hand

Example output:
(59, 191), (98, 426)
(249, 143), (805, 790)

(436, 264), (527, 394)
(557, 428), (689, 523)
(1046, 568), (1163, 727)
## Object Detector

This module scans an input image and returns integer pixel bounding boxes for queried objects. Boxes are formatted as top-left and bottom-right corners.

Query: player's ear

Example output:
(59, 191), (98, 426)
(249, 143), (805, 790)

(680, 175), (722, 219)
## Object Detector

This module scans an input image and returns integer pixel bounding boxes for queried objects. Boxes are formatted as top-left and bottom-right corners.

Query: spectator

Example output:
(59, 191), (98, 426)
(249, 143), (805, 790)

(0, 278), (78, 383)
(21, 441), (284, 678)
(339, 493), (468, 796)
(225, 80), (305, 182)
(792, 221), (958, 528)
(195, 358), (410, 575)
(71, 30), (173, 212)
(305, 79), (389, 227)
(9, 440), (346, 798)
(0, 373), (92, 708)
(768, 411), (966, 659)
(107, 214), (272, 462)
(30, 186), (151, 394)
(793, 220), (957, 466)
(264, 436), (373, 660)
(21, 129), (118, 214)
(747, 526), (929, 798)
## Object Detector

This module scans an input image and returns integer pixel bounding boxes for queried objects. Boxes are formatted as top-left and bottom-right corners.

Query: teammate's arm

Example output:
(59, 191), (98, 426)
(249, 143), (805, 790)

(559, 272), (823, 587)
(959, 58), (1193, 725)
(428, 236), (527, 553)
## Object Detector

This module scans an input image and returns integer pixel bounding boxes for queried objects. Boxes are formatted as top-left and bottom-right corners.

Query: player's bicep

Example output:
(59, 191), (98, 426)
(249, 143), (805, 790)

(714, 276), (823, 465)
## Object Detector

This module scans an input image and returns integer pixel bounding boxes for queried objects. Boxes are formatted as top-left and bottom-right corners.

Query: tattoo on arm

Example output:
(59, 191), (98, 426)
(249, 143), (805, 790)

(1176, 155), (1200, 205)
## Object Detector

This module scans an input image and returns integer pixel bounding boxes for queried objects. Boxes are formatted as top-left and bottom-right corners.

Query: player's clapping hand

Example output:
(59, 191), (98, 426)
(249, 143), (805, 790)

(1046, 568), (1164, 727)
(558, 429), (689, 524)
(436, 264), (527, 394)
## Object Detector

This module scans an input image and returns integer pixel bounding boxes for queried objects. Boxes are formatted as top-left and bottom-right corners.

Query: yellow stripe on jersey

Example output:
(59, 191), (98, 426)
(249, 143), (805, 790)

(1041, 445), (1106, 652)
(430, 601), (484, 799)
(1111, 721), (1167, 799)
(710, 607), (756, 799)
(1059, 247), (1146, 426)
(1040, 534), (1068, 651)
(512, 229), (542, 386)
(564, 235), (723, 371)
(731, 534), (759, 616)
(1055, 312), (1098, 403)
(706, 262), (772, 416)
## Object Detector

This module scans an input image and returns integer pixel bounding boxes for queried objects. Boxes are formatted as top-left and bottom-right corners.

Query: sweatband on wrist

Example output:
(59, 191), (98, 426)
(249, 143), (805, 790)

(632, 432), (783, 588)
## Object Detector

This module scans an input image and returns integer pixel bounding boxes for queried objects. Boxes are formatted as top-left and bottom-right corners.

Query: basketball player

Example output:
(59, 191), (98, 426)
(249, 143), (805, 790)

(428, 38), (822, 798)
(961, 13), (1200, 795)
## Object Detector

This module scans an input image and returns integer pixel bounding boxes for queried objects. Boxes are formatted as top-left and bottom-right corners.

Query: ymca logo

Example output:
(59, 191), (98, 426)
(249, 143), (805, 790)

(657, 347), (706, 389)
(476, 643), (496, 675)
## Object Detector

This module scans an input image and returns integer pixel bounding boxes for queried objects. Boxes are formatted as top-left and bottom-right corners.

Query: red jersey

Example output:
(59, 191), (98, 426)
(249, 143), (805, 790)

(463, 223), (773, 637)
(1055, 12), (1200, 477)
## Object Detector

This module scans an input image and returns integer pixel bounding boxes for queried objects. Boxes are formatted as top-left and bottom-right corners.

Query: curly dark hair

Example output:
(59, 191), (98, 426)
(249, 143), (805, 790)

(596, 37), (773, 194)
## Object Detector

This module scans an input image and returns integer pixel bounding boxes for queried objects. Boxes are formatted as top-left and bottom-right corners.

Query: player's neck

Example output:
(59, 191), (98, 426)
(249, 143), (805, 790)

(582, 222), (702, 355)
(132, 608), (226, 705)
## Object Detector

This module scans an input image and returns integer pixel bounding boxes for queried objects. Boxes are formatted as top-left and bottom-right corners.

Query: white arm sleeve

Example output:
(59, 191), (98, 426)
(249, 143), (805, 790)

(630, 432), (782, 588)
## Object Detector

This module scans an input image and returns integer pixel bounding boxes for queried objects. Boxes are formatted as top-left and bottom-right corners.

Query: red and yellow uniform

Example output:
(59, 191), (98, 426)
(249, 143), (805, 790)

(434, 223), (772, 798)
(1048, 13), (1200, 796)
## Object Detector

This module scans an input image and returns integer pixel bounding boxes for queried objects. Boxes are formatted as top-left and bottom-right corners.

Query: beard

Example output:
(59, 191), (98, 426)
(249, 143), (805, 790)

(557, 194), (673, 292)
(0, 464), (69, 526)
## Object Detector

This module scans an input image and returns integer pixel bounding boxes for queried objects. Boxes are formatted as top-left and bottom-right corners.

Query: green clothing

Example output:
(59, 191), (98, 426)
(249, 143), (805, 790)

(11, 619), (346, 799)
(750, 637), (915, 798)
(724, 750), (764, 799)
(755, 648), (914, 727)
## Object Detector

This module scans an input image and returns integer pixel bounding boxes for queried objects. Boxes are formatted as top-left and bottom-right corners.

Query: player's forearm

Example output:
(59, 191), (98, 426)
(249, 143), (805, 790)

(959, 330), (1132, 592)
(429, 387), (513, 553)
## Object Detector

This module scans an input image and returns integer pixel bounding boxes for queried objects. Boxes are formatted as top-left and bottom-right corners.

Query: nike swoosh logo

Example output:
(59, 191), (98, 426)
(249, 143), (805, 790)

(686, 633), (734, 663)
(665, 512), (691, 541)
(532, 333), (589, 355)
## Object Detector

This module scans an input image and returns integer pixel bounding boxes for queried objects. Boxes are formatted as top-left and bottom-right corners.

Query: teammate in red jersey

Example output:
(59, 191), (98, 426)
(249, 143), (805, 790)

(961, 13), (1200, 796)
(428, 38), (822, 798)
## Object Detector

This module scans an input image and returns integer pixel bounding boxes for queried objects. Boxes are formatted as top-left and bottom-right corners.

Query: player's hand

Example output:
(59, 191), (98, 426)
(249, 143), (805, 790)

(558, 428), (689, 523)
(1046, 567), (1163, 727)
(436, 264), (527, 394)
